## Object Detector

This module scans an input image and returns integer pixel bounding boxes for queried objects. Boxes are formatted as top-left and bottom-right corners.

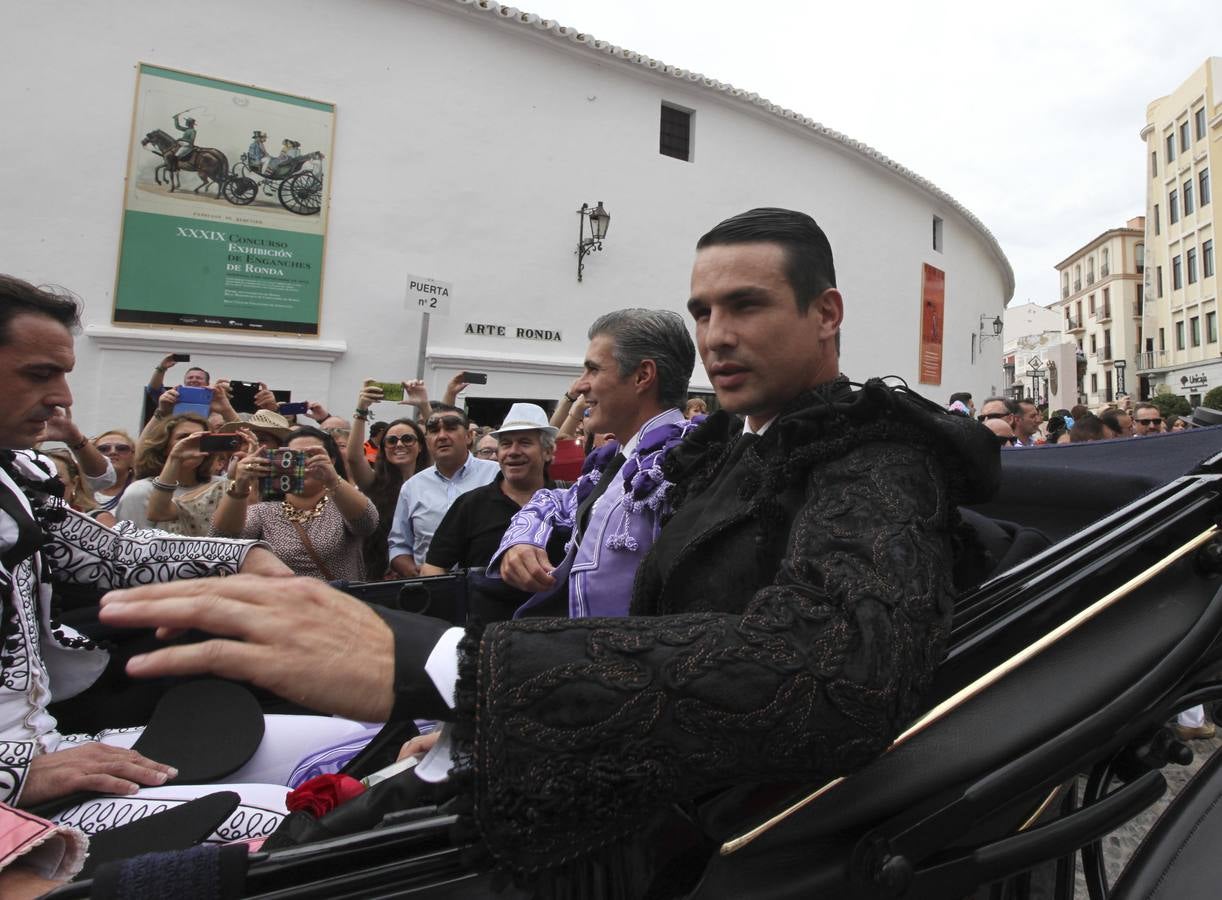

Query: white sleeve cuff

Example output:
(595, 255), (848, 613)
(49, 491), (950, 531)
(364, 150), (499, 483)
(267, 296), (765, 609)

(82, 457), (117, 491)
(424, 626), (464, 710)
(414, 725), (455, 783)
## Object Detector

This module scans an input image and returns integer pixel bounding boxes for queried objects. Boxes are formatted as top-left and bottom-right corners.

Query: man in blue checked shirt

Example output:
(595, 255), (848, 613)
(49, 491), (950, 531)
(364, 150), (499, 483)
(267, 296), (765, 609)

(387, 405), (498, 577)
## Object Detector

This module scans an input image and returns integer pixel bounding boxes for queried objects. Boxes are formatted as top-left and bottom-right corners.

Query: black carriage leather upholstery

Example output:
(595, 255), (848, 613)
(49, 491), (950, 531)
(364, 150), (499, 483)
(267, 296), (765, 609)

(691, 569), (1222, 899)
(1109, 742), (1222, 900)
(958, 507), (1052, 578)
(968, 427), (1222, 542)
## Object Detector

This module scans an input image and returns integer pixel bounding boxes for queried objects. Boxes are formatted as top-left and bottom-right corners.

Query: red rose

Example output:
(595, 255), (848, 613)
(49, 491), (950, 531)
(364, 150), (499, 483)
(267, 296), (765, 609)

(285, 773), (366, 818)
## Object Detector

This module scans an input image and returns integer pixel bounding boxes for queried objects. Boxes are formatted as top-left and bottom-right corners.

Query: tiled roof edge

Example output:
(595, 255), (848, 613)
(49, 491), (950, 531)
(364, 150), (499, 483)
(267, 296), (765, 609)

(441, 0), (1015, 300)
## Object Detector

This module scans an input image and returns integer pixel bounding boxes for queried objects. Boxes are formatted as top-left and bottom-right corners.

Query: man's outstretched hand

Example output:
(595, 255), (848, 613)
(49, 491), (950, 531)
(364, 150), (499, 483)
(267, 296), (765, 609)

(98, 576), (396, 722)
(21, 743), (177, 807)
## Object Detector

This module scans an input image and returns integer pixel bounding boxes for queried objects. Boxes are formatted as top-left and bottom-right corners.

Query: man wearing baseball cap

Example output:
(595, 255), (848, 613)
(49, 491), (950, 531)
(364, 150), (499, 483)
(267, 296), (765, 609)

(420, 403), (556, 585)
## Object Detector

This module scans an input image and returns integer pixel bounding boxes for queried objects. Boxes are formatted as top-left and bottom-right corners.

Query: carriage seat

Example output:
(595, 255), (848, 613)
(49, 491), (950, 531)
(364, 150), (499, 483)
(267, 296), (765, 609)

(1109, 735), (1222, 900)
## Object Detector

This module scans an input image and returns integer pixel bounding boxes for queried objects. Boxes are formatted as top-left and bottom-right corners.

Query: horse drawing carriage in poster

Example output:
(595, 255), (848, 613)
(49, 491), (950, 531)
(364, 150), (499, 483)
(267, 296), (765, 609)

(139, 127), (230, 197)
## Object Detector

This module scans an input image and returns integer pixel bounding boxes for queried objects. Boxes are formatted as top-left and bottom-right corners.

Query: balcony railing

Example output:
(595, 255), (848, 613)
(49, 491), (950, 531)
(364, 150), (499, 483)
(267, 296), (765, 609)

(1132, 301), (1142, 317)
(1074, 280), (1082, 291)
(1098, 305), (1112, 323)
(1101, 347), (1113, 362)
(1062, 287), (1069, 299)
(1101, 265), (1110, 277)
(1066, 316), (1084, 331)
(1087, 273), (1096, 285)
(1136, 350), (1169, 371)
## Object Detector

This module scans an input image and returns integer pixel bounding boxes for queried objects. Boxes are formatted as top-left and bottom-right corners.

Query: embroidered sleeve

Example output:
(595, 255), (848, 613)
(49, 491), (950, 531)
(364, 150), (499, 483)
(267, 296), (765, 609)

(486, 485), (579, 571)
(40, 505), (256, 588)
(457, 440), (956, 877)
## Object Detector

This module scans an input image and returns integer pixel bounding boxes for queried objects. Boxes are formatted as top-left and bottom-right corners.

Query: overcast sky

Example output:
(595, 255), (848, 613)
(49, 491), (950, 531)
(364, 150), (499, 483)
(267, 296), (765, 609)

(525, 0), (1221, 307)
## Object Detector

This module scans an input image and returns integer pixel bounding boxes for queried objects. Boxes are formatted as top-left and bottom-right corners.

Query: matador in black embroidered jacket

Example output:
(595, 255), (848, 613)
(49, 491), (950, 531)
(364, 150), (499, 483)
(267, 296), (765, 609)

(423, 376), (999, 893)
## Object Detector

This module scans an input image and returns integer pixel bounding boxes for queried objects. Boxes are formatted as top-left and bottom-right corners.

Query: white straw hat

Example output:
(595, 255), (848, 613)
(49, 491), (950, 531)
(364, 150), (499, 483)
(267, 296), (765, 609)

(490, 403), (559, 439)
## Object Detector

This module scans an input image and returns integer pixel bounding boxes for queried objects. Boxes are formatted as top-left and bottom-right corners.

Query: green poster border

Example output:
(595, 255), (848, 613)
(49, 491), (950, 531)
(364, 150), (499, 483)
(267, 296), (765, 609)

(114, 62), (336, 338)
(138, 63), (334, 112)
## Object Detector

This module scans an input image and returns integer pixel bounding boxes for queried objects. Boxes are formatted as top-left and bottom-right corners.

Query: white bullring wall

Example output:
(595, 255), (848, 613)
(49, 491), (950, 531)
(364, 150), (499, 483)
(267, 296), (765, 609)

(1, 0), (1012, 435)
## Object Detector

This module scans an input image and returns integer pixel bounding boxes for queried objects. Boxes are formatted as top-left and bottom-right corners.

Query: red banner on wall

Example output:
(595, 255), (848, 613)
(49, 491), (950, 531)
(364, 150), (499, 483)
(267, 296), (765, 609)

(919, 264), (945, 385)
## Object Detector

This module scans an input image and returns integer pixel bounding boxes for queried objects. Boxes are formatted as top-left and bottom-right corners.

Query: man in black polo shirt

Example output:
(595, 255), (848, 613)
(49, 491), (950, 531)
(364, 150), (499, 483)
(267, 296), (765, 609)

(420, 403), (556, 579)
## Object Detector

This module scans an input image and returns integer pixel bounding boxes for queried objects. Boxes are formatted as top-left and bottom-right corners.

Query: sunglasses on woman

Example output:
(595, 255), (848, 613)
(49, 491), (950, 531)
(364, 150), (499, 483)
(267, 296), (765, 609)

(383, 434), (418, 446)
(96, 443), (133, 453)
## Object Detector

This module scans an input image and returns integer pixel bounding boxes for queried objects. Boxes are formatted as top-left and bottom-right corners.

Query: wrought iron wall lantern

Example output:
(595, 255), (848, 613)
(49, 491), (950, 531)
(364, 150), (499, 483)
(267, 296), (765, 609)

(576, 201), (610, 282)
(979, 314), (1004, 343)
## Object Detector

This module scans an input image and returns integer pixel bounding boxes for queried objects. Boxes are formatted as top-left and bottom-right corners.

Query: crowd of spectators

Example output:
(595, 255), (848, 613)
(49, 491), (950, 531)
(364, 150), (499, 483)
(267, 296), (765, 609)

(38, 353), (717, 588)
(42, 360), (1215, 588)
(947, 390), (1203, 449)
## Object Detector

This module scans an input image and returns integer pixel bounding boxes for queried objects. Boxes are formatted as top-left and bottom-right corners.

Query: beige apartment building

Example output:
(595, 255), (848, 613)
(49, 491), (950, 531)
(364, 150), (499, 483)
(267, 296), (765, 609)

(1138, 58), (1220, 405)
(1053, 218), (1146, 405)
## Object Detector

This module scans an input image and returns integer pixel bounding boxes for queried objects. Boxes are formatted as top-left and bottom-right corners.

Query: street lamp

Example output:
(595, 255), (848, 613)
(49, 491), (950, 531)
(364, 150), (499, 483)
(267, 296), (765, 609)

(979, 314), (1003, 344)
(576, 201), (611, 282)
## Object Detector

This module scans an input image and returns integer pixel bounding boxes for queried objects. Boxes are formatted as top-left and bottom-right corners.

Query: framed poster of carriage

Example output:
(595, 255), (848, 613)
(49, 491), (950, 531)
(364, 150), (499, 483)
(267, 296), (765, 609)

(112, 63), (335, 336)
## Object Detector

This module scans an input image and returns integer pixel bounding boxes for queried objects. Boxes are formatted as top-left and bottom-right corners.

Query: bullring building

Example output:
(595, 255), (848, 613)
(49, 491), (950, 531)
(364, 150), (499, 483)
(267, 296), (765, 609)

(4, 0), (1013, 433)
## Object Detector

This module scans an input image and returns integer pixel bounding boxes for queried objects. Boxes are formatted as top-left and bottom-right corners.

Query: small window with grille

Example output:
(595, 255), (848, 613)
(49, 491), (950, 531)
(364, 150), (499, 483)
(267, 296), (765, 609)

(659, 103), (693, 162)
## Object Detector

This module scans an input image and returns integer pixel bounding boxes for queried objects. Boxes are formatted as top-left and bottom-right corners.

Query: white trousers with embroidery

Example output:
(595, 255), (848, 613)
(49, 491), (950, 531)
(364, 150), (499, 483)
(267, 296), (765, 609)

(50, 715), (370, 843)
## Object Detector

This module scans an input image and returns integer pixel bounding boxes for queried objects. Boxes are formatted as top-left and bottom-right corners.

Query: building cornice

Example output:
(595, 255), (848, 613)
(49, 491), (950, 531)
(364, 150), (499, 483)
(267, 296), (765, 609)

(419, 0), (1015, 301)
(1054, 226), (1144, 272)
(85, 325), (347, 362)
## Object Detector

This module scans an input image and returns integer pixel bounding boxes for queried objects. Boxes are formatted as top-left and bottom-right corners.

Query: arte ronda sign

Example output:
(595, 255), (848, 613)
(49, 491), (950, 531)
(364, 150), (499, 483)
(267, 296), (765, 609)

(112, 64), (335, 336)
(465, 323), (562, 341)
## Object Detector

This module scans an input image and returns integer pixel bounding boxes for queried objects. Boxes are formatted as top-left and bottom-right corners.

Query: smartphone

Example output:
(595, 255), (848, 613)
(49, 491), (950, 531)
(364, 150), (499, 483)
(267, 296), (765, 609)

(278, 401), (310, 416)
(376, 381), (405, 402)
(173, 385), (213, 418)
(260, 449), (307, 501)
(199, 433), (241, 453)
(172, 353), (191, 363)
(460, 371), (488, 385)
(229, 380), (260, 414)
(272, 389), (292, 404)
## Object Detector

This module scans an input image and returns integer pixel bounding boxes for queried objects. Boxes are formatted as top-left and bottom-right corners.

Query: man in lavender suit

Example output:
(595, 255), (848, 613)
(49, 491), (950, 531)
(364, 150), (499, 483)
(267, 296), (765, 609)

(491, 308), (698, 618)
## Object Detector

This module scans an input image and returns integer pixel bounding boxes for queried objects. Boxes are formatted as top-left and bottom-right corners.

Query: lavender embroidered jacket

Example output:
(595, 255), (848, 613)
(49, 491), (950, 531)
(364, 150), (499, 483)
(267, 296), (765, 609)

(0, 450), (260, 805)
(488, 408), (699, 618)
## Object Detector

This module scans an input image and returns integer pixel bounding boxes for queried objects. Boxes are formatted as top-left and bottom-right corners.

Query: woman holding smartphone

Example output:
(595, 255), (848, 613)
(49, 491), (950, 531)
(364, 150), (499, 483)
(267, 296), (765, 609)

(116, 413), (225, 534)
(346, 380), (432, 577)
(212, 426), (377, 581)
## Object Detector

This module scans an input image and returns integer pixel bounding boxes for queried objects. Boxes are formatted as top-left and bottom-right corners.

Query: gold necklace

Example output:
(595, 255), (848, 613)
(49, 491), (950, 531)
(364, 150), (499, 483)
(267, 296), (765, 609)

(281, 493), (328, 523)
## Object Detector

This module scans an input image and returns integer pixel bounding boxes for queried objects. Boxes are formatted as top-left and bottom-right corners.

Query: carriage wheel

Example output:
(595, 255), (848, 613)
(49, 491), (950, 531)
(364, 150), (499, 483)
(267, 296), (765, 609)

(224, 177), (258, 206)
(278, 172), (322, 216)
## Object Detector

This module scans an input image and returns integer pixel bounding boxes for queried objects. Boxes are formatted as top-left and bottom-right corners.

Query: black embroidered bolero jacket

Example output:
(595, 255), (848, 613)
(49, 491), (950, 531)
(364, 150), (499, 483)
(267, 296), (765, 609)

(382, 378), (1000, 890)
